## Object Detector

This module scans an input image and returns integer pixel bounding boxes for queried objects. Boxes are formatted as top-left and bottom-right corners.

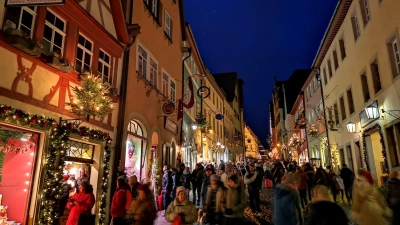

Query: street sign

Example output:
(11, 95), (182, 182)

(162, 102), (175, 114)
(5, 0), (65, 7)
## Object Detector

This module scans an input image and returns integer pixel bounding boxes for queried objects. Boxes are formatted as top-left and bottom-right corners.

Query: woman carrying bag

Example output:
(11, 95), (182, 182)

(66, 181), (95, 225)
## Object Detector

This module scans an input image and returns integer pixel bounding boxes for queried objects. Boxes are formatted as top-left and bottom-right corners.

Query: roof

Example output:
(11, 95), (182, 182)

(212, 72), (238, 102)
(312, 0), (352, 68)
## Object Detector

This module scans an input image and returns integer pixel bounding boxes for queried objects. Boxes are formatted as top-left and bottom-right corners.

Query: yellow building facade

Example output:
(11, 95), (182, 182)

(313, 0), (400, 185)
(244, 124), (260, 160)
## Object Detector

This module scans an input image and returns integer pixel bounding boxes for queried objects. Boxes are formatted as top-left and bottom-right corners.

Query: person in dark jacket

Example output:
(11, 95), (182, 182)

(255, 163), (265, 190)
(244, 164), (262, 216)
(128, 175), (140, 199)
(239, 165), (247, 177)
(59, 175), (72, 217)
(386, 171), (400, 225)
(312, 167), (331, 188)
(307, 184), (349, 225)
(304, 163), (315, 201)
(171, 168), (179, 199)
(339, 163), (354, 203)
(191, 164), (200, 205)
(161, 165), (173, 216)
(180, 167), (192, 198)
(200, 167), (213, 208)
(218, 160), (226, 173)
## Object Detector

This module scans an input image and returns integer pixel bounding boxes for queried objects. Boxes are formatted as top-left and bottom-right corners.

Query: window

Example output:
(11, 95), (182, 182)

(333, 103), (340, 124)
(360, 73), (370, 102)
(43, 10), (66, 55)
(351, 13), (361, 40)
(98, 50), (111, 83)
(149, 58), (158, 87)
(388, 38), (400, 79)
(370, 60), (382, 93)
(138, 45), (147, 76)
(339, 39), (346, 60)
(151, 0), (157, 15)
(327, 60), (333, 78)
(164, 11), (172, 39)
(347, 88), (355, 115)
(75, 34), (93, 73)
(4, 6), (36, 37)
(162, 72), (168, 96)
(333, 50), (339, 70)
(170, 79), (176, 102)
(313, 77), (318, 90)
(339, 96), (346, 120)
(360, 0), (371, 25)
(323, 68), (328, 85)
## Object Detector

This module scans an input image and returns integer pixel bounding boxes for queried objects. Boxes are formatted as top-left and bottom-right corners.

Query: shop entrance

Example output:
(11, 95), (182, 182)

(0, 125), (40, 225)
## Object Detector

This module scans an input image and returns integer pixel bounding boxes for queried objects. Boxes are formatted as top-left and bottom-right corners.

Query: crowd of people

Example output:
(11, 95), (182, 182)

(58, 158), (400, 225)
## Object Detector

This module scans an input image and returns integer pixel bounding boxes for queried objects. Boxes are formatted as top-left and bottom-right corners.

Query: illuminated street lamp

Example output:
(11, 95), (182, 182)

(365, 106), (380, 119)
(192, 123), (198, 130)
(346, 121), (356, 133)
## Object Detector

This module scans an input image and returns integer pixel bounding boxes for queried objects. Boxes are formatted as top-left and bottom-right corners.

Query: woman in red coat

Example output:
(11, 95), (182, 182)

(66, 181), (95, 225)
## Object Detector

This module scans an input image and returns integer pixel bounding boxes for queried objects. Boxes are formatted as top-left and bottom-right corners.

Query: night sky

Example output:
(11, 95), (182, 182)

(184, 0), (338, 146)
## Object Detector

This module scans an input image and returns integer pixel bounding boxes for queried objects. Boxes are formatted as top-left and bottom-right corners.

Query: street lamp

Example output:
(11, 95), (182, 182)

(217, 141), (221, 146)
(221, 144), (225, 148)
(365, 105), (380, 119)
(202, 136), (207, 142)
(346, 121), (356, 133)
(192, 123), (198, 130)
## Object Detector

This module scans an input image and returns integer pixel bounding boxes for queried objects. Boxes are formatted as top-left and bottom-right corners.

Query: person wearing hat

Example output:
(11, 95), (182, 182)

(204, 174), (226, 224)
(66, 181), (95, 225)
(59, 174), (72, 218)
(221, 164), (233, 188)
(222, 174), (247, 224)
(244, 164), (262, 216)
(165, 186), (198, 225)
(200, 167), (213, 208)
(274, 172), (303, 225)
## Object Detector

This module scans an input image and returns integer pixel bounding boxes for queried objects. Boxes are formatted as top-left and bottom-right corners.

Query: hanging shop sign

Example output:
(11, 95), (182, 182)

(164, 117), (178, 135)
(162, 102), (175, 115)
(4, 0), (65, 7)
(215, 114), (224, 120)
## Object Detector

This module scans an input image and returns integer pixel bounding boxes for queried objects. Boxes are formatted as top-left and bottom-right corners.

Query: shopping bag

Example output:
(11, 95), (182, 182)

(172, 214), (182, 225)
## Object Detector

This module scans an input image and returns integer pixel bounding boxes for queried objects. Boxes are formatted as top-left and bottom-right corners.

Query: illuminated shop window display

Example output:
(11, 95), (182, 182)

(0, 127), (39, 225)
(125, 120), (147, 181)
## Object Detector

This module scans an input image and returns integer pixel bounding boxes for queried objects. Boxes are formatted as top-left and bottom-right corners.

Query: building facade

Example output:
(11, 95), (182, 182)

(244, 124), (261, 160)
(0, 0), (131, 224)
(121, 0), (185, 181)
(312, 0), (400, 185)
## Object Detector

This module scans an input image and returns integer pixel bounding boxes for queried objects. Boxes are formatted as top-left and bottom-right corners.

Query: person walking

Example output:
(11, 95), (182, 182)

(307, 185), (349, 225)
(218, 160), (226, 174)
(340, 163), (354, 203)
(221, 164), (233, 188)
(165, 186), (198, 225)
(232, 167), (245, 189)
(386, 171), (400, 225)
(304, 163), (314, 201)
(180, 167), (192, 198)
(161, 165), (173, 216)
(294, 166), (308, 209)
(111, 178), (128, 225)
(222, 174), (247, 225)
(274, 172), (303, 225)
(244, 164), (262, 216)
(204, 175), (226, 225)
(352, 168), (391, 225)
(125, 184), (157, 225)
(200, 167), (213, 208)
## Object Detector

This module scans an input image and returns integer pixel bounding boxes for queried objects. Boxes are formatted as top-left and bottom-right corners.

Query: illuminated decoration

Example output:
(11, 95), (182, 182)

(65, 72), (114, 120)
(195, 114), (208, 127)
(331, 149), (340, 168)
(0, 104), (112, 225)
(362, 123), (388, 172)
(308, 126), (318, 137)
(365, 105), (380, 119)
(192, 123), (198, 130)
(289, 134), (301, 148)
(346, 121), (356, 133)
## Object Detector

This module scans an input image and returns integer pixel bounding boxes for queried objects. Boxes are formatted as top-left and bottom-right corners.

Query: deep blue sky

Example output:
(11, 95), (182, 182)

(184, 0), (338, 146)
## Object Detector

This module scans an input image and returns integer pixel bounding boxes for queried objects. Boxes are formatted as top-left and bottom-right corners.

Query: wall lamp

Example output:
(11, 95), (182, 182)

(346, 121), (360, 133)
(192, 123), (198, 130)
(365, 105), (380, 119)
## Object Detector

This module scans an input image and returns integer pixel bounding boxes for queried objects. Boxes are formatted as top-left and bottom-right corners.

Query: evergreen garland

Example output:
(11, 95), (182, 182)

(0, 104), (112, 224)
(362, 123), (388, 172)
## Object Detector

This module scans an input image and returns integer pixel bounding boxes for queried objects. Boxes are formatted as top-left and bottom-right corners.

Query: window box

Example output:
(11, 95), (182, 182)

(41, 53), (73, 73)
(4, 29), (42, 56)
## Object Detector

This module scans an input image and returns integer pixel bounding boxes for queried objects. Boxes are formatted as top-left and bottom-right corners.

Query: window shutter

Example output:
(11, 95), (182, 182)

(158, 0), (163, 25)
(170, 19), (173, 40)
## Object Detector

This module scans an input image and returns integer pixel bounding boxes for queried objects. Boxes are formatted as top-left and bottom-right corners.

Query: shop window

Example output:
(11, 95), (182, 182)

(137, 45), (148, 76)
(149, 58), (158, 88)
(3, 6), (36, 37)
(75, 34), (93, 73)
(98, 49), (111, 83)
(0, 128), (39, 224)
(66, 140), (94, 160)
(126, 120), (147, 180)
(42, 10), (66, 56)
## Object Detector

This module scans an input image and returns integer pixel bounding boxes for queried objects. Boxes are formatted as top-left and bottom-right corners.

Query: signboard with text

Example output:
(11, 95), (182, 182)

(164, 117), (178, 135)
(5, 0), (65, 7)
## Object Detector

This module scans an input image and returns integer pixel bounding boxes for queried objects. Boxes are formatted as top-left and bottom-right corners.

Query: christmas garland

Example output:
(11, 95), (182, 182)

(362, 123), (388, 172)
(0, 104), (112, 224)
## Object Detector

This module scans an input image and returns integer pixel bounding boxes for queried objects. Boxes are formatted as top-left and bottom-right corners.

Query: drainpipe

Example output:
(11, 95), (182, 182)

(179, 47), (192, 147)
(316, 70), (332, 167)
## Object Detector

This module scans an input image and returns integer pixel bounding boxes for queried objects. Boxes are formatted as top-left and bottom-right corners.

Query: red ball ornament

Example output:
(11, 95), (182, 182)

(30, 115), (38, 125)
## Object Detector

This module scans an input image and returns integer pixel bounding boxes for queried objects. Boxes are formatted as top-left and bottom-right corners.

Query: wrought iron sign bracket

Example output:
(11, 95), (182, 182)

(59, 115), (90, 126)
(382, 109), (400, 120)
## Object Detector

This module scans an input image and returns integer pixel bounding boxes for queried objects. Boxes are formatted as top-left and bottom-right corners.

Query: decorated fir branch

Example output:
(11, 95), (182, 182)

(66, 73), (114, 120)
(362, 123), (388, 172)
(0, 104), (112, 225)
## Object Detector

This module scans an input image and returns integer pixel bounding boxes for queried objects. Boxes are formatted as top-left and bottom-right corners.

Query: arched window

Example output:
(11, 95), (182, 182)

(125, 120), (147, 182)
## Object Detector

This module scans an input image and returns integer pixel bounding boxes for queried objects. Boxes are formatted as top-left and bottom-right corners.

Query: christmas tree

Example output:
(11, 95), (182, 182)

(66, 72), (114, 120)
